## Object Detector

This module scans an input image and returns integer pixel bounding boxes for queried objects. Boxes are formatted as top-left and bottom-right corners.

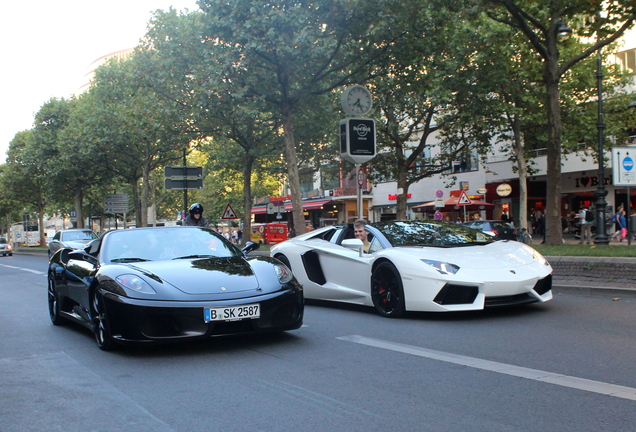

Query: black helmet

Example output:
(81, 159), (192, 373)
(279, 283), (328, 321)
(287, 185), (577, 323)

(189, 203), (203, 216)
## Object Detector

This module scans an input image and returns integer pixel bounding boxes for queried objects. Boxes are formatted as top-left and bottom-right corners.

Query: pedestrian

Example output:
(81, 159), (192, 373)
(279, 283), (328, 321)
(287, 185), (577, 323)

(183, 203), (210, 227)
(611, 209), (627, 242)
(501, 212), (510, 222)
(576, 205), (592, 245)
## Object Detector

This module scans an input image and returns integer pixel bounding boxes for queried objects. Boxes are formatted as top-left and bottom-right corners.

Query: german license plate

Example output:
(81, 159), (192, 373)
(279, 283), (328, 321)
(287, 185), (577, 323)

(204, 304), (260, 322)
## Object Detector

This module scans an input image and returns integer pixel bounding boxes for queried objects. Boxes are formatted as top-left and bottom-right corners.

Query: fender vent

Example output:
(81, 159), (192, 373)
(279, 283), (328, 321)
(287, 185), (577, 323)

(301, 250), (327, 285)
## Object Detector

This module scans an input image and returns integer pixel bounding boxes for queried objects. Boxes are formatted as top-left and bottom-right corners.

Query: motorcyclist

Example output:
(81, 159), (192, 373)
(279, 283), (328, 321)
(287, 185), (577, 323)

(183, 203), (209, 227)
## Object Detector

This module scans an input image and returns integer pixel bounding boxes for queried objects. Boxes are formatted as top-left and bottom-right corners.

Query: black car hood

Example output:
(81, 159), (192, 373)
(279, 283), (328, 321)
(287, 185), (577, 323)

(126, 256), (260, 295)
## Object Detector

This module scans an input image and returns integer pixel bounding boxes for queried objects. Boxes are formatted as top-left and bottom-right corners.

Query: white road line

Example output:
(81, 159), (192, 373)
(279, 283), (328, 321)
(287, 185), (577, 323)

(338, 335), (636, 401)
(0, 264), (46, 275)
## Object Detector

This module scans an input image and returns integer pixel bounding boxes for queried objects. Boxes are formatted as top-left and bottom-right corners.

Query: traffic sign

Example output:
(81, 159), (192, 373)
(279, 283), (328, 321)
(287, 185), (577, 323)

(267, 202), (285, 214)
(221, 203), (238, 219)
(435, 198), (445, 208)
(612, 146), (636, 186)
(457, 190), (472, 205)
(434, 211), (443, 220)
(357, 166), (365, 187)
(103, 194), (129, 214)
(164, 178), (203, 190)
(164, 166), (203, 179)
(435, 190), (444, 198)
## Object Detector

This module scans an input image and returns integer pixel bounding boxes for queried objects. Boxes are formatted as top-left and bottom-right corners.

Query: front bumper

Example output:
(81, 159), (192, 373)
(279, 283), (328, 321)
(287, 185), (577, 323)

(100, 286), (304, 344)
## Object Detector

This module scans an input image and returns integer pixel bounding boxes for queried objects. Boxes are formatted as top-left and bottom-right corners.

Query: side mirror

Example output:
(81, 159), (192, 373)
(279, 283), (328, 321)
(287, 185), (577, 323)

(241, 241), (260, 255)
(342, 238), (365, 256)
(67, 249), (97, 265)
(342, 239), (363, 250)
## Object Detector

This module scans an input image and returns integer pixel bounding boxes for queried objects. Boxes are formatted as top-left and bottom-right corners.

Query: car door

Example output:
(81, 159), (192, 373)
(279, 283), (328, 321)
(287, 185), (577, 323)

(308, 243), (375, 303)
(64, 251), (99, 321)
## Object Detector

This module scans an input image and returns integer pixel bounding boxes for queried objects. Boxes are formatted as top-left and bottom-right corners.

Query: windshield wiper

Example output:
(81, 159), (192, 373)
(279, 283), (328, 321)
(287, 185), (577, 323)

(172, 254), (216, 260)
(110, 257), (151, 262)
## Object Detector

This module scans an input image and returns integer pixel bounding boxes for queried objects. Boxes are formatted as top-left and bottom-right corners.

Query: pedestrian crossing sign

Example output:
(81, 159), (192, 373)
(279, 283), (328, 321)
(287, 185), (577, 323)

(457, 191), (472, 205)
(221, 203), (238, 219)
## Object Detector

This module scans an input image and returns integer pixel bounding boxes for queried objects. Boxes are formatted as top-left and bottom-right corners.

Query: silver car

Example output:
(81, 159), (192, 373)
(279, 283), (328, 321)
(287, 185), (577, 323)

(47, 229), (97, 257)
(0, 237), (12, 256)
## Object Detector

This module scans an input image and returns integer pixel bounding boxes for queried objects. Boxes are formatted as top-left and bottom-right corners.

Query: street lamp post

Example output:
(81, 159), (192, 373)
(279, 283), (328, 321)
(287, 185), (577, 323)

(594, 42), (609, 244)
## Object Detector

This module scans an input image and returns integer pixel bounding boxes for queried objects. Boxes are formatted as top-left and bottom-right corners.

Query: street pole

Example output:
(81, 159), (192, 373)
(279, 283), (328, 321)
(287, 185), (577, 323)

(356, 164), (363, 219)
(594, 42), (609, 244)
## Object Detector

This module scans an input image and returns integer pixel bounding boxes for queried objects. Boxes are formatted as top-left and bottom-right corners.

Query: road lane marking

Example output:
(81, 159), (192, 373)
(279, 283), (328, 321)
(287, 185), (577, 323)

(0, 264), (46, 275)
(338, 335), (636, 401)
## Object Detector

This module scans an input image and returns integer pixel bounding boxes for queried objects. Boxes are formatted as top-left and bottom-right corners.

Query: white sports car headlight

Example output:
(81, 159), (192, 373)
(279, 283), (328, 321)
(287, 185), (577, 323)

(116, 274), (156, 294)
(421, 259), (460, 275)
(274, 264), (294, 284)
(522, 245), (549, 266)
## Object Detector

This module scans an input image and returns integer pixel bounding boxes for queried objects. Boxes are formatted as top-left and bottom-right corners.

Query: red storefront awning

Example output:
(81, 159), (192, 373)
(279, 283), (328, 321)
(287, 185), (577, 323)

(251, 199), (332, 214)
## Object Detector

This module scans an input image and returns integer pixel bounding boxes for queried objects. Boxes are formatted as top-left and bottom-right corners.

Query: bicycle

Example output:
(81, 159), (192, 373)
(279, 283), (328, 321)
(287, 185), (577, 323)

(517, 227), (532, 244)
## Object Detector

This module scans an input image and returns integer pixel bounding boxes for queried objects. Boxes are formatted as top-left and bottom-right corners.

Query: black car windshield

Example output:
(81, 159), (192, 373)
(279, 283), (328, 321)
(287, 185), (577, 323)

(372, 220), (496, 247)
(103, 227), (241, 262)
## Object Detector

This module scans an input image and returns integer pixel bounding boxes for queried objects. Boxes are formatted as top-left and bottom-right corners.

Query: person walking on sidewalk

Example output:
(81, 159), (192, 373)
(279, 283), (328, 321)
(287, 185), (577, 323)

(611, 209), (627, 242)
(576, 205), (593, 244)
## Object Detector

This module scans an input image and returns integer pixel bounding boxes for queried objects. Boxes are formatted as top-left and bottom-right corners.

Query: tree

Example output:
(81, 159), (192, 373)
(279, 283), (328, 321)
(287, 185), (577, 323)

(196, 0), (401, 235)
(481, 0), (636, 244)
(85, 55), (192, 227)
(4, 129), (52, 245)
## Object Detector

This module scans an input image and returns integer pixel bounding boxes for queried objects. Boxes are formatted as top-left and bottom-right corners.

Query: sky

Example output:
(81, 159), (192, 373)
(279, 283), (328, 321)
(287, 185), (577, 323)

(0, 0), (200, 163)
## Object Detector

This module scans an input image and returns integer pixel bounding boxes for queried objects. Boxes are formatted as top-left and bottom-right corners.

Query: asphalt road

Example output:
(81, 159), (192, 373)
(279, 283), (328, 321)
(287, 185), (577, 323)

(1, 254), (636, 432)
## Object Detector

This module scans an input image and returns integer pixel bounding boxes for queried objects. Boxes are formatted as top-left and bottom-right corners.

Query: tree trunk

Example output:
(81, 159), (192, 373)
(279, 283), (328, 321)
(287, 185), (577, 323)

(74, 188), (84, 229)
(282, 107), (305, 236)
(511, 114), (528, 231)
(140, 161), (150, 227)
(543, 58), (564, 245)
(395, 168), (408, 221)
(131, 179), (140, 228)
(242, 153), (255, 246)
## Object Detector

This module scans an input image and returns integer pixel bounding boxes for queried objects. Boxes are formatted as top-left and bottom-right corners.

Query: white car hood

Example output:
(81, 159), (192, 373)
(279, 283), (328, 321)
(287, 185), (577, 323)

(392, 241), (547, 270)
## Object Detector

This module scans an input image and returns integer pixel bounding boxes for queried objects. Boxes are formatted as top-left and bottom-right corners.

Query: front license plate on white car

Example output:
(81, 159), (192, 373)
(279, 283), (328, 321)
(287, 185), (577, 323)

(204, 304), (260, 322)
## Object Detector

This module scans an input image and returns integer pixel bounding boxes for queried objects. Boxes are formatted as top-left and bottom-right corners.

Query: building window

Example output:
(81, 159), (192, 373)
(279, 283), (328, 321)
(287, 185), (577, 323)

(615, 49), (636, 74)
(444, 150), (479, 174)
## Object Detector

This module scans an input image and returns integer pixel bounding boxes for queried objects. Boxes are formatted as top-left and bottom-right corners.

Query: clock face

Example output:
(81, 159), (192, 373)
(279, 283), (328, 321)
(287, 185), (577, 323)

(341, 85), (373, 117)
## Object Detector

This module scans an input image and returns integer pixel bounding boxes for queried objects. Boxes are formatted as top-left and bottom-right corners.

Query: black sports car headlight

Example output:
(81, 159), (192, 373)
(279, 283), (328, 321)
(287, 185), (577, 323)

(116, 274), (157, 294)
(421, 259), (460, 275)
(274, 264), (294, 284)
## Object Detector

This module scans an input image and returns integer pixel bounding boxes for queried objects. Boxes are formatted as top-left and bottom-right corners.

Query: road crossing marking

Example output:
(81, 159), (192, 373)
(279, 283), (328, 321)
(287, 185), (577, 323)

(338, 335), (636, 401)
(0, 264), (46, 275)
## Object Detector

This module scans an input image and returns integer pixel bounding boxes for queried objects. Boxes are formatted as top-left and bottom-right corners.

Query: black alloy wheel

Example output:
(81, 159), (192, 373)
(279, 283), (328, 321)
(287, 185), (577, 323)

(371, 261), (406, 318)
(91, 290), (114, 351)
(47, 275), (64, 325)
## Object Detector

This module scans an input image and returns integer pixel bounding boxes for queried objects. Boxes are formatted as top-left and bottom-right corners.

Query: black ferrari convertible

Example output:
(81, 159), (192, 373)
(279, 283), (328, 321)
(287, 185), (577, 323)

(47, 226), (304, 350)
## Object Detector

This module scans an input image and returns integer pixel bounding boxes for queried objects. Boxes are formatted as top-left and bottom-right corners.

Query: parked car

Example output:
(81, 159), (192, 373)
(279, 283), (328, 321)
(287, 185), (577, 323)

(271, 220), (552, 317)
(462, 220), (518, 241)
(0, 237), (12, 256)
(47, 226), (304, 350)
(47, 229), (98, 257)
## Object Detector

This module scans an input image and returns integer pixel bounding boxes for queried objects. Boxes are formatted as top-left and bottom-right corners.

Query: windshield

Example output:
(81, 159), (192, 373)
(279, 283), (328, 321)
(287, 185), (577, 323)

(62, 231), (97, 241)
(0, 237), (7, 244)
(103, 227), (241, 262)
(372, 220), (496, 247)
